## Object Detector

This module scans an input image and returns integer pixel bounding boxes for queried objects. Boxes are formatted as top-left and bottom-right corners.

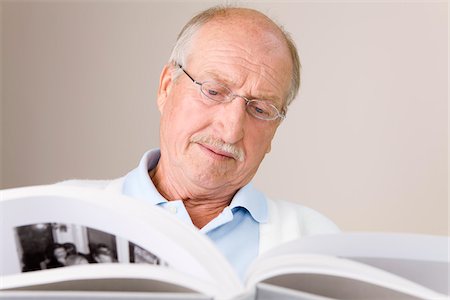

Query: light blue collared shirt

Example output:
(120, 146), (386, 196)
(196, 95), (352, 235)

(122, 149), (268, 279)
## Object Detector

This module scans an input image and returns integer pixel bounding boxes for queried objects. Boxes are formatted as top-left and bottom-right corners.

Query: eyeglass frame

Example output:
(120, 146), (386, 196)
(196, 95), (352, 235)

(176, 64), (286, 121)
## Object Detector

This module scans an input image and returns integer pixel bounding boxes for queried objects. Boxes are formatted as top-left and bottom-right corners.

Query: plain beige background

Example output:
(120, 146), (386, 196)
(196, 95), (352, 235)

(1, 1), (448, 235)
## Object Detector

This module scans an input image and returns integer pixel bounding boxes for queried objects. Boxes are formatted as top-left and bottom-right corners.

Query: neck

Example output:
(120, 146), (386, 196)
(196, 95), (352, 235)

(150, 164), (235, 229)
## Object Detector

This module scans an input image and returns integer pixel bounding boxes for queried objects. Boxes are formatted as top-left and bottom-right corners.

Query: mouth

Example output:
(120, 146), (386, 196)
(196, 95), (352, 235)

(196, 143), (236, 161)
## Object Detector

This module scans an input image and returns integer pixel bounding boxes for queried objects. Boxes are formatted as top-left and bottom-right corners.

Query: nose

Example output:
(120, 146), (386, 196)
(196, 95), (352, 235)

(216, 96), (246, 144)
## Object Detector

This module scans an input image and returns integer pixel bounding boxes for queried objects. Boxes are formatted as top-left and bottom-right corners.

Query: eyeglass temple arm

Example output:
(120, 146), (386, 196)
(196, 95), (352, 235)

(177, 64), (198, 84)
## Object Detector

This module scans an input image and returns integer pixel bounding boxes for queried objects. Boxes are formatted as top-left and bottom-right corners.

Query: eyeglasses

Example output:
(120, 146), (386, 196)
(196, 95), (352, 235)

(178, 65), (285, 121)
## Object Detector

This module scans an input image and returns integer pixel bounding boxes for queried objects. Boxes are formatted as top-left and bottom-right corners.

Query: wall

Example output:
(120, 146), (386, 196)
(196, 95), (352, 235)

(1, 1), (447, 235)
(0, 3), (3, 188)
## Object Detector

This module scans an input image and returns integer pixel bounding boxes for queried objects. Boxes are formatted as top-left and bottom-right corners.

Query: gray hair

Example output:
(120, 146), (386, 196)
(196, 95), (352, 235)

(168, 5), (301, 114)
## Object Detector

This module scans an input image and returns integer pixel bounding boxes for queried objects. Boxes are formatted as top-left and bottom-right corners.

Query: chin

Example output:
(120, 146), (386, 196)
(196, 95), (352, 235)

(187, 168), (234, 189)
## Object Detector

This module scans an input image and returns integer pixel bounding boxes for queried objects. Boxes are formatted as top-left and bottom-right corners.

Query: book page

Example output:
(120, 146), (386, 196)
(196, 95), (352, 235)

(256, 282), (336, 300)
(1, 264), (218, 296)
(0, 185), (243, 298)
(246, 254), (447, 300)
(0, 290), (212, 300)
(256, 233), (448, 262)
(252, 232), (449, 294)
(258, 275), (426, 300)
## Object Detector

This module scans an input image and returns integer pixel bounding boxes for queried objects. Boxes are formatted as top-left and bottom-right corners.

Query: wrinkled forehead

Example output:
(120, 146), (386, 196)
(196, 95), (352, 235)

(187, 14), (293, 102)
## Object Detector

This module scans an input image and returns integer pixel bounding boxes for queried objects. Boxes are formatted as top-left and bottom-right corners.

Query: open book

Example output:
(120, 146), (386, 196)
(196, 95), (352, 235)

(0, 185), (448, 300)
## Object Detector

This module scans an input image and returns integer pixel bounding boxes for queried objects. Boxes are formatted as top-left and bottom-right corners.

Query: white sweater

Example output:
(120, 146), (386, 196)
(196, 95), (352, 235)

(58, 178), (340, 256)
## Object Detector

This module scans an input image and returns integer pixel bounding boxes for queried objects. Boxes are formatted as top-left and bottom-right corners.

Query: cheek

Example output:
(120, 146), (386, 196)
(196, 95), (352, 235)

(245, 125), (276, 152)
(240, 125), (277, 168)
(160, 96), (208, 146)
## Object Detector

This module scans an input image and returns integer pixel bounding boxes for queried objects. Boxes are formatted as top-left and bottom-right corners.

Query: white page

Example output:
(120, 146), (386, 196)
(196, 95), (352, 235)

(245, 254), (447, 300)
(0, 290), (212, 300)
(0, 185), (243, 299)
(250, 232), (449, 295)
(256, 233), (448, 262)
(1, 264), (218, 296)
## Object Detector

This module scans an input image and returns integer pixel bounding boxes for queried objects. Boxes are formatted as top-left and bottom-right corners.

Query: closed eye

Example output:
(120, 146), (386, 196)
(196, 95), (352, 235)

(207, 89), (219, 96)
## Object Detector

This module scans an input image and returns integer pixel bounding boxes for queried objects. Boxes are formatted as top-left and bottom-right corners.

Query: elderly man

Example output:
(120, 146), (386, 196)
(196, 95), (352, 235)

(65, 5), (338, 277)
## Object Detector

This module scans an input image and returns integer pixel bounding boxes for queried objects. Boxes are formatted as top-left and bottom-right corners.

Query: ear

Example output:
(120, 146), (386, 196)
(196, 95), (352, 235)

(157, 64), (174, 113)
(266, 142), (272, 154)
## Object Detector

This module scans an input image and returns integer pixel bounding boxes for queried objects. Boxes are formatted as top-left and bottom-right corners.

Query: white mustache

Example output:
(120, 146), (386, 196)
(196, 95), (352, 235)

(191, 135), (245, 162)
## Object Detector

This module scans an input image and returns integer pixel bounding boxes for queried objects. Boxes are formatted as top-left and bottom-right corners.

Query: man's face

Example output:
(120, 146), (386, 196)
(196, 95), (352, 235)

(157, 16), (292, 195)
(54, 247), (67, 261)
(94, 247), (113, 263)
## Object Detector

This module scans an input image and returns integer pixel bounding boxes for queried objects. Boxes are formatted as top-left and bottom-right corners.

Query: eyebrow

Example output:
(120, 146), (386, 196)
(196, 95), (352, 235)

(202, 70), (235, 86)
(201, 70), (283, 107)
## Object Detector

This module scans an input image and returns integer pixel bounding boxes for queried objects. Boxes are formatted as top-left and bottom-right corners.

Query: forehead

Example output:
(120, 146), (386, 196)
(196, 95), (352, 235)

(187, 14), (293, 105)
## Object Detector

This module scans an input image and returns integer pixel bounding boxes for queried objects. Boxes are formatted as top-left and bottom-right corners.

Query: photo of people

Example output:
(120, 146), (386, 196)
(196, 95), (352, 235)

(14, 223), (166, 272)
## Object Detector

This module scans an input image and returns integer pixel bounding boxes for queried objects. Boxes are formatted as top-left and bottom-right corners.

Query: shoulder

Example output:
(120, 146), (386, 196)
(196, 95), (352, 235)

(267, 198), (339, 234)
(259, 198), (340, 254)
(55, 179), (111, 189)
(55, 178), (124, 192)
(262, 198), (339, 243)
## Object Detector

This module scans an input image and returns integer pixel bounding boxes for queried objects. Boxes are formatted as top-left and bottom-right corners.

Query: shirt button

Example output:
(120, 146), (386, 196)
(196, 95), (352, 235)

(168, 206), (178, 214)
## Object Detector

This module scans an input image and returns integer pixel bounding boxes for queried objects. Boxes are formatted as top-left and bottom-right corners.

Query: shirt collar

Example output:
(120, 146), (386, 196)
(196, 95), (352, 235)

(229, 184), (268, 223)
(122, 149), (167, 205)
(122, 149), (269, 224)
